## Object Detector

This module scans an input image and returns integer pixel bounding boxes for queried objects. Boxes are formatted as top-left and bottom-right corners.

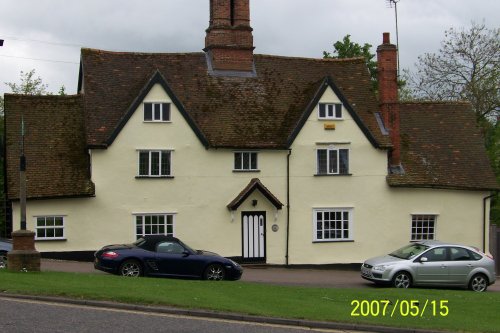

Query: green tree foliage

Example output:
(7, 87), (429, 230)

(404, 22), (500, 225)
(406, 22), (499, 123)
(323, 35), (378, 91)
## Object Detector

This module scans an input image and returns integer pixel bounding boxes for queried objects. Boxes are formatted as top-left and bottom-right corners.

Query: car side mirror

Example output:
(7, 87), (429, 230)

(419, 257), (428, 263)
(182, 250), (190, 257)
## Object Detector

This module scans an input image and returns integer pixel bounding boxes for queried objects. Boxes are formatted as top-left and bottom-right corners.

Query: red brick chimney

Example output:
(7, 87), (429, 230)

(204, 0), (255, 73)
(377, 32), (401, 168)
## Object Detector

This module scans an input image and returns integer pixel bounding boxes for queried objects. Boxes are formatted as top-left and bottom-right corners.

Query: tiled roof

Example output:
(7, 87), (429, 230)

(227, 178), (284, 211)
(387, 102), (499, 191)
(5, 95), (95, 200)
(80, 49), (391, 149)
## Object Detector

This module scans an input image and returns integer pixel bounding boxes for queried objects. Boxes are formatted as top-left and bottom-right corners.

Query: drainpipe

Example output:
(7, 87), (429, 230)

(483, 192), (497, 252)
(285, 149), (291, 266)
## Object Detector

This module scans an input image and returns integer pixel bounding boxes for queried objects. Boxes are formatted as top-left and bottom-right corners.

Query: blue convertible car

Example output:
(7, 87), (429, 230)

(94, 235), (243, 280)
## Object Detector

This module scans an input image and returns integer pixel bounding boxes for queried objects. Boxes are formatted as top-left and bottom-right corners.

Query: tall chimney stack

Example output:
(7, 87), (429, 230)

(377, 32), (401, 169)
(204, 0), (255, 73)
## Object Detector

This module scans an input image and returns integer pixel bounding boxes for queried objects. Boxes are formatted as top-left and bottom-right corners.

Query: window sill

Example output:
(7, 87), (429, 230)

(313, 240), (354, 243)
(314, 173), (352, 177)
(135, 176), (174, 179)
(35, 238), (67, 242)
(143, 121), (172, 123)
(233, 170), (261, 173)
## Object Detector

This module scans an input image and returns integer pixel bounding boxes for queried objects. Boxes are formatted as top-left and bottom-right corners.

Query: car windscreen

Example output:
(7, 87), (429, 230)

(389, 243), (429, 259)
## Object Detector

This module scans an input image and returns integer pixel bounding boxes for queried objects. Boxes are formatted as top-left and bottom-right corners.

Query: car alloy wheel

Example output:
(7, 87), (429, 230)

(119, 260), (142, 277)
(469, 274), (488, 292)
(205, 264), (225, 281)
(393, 272), (411, 289)
(0, 253), (7, 269)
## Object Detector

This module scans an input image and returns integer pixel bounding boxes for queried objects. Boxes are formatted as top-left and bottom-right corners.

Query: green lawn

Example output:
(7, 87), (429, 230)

(0, 270), (499, 332)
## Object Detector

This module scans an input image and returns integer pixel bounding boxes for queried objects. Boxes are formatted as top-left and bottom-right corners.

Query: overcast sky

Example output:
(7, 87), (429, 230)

(1, 0), (499, 95)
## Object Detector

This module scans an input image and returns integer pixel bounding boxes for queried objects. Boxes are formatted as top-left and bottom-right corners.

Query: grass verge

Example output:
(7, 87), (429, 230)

(0, 270), (499, 332)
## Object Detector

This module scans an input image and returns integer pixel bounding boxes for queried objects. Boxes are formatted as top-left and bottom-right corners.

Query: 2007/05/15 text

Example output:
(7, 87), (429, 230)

(351, 299), (449, 317)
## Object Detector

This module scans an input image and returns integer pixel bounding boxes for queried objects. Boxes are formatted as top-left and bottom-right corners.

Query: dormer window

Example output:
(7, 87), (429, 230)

(318, 103), (342, 120)
(144, 103), (171, 122)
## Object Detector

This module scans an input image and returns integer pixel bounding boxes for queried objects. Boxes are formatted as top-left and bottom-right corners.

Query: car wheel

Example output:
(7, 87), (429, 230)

(393, 271), (412, 289)
(469, 274), (488, 292)
(204, 264), (225, 281)
(119, 260), (143, 277)
(0, 252), (7, 269)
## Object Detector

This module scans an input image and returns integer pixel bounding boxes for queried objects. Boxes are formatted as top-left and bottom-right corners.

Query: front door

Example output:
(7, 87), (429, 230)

(242, 212), (266, 263)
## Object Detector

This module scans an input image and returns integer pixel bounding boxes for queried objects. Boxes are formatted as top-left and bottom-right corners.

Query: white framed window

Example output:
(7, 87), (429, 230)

(144, 102), (171, 122)
(138, 150), (172, 177)
(411, 215), (436, 241)
(318, 103), (342, 119)
(313, 208), (353, 242)
(317, 147), (349, 175)
(234, 152), (258, 171)
(135, 214), (175, 239)
(35, 216), (65, 240)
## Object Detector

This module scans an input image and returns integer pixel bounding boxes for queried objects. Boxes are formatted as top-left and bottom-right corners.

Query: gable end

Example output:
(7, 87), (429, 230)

(286, 76), (383, 149)
(105, 70), (210, 148)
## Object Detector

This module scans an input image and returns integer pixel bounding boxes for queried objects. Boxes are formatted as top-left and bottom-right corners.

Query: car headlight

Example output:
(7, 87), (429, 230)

(373, 264), (393, 272)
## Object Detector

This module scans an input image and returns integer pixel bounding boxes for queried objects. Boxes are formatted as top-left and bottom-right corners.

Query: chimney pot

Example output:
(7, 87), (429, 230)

(383, 32), (390, 44)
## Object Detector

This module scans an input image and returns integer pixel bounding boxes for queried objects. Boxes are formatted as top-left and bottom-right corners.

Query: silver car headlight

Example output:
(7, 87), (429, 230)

(373, 264), (393, 272)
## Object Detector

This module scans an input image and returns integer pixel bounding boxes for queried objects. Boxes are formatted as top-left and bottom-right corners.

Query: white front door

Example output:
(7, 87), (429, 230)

(242, 212), (266, 262)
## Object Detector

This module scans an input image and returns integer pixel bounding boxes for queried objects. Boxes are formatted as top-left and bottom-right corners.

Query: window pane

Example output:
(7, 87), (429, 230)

(329, 150), (338, 174)
(242, 152), (250, 170)
(37, 217), (45, 227)
(339, 149), (349, 174)
(154, 103), (161, 120)
(161, 151), (171, 176)
(46, 229), (55, 238)
(250, 153), (257, 170)
(46, 217), (55, 226)
(55, 228), (64, 238)
(162, 103), (170, 121)
(335, 104), (342, 118)
(139, 152), (149, 176)
(145, 216), (151, 225)
(317, 150), (327, 174)
(319, 104), (326, 118)
(235, 153), (242, 170)
(150, 152), (160, 176)
(37, 229), (46, 238)
(55, 217), (64, 226)
(144, 103), (153, 121)
(327, 104), (334, 118)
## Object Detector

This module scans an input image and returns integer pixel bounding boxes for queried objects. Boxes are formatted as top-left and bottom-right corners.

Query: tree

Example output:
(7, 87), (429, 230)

(324, 35), (378, 91)
(406, 22), (499, 123)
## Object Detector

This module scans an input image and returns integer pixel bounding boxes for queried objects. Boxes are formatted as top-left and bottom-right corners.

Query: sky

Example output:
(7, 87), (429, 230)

(0, 0), (499, 96)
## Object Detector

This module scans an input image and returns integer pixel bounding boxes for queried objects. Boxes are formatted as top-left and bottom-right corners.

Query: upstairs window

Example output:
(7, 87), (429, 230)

(317, 148), (349, 175)
(234, 152), (258, 171)
(138, 150), (172, 177)
(144, 103), (171, 122)
(318, 103), (342, 120)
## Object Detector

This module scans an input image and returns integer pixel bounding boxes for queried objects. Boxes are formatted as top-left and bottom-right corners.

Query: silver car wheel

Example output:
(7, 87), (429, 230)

(119, 260), (142, 277)
(205, 264), (225, 281)
(469, 274), (488, 292)
(0, 253), (7, 269)
(393, 272), (411, 288)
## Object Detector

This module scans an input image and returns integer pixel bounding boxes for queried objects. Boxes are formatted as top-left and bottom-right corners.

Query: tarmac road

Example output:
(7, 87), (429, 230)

(40, 259), (499, 291)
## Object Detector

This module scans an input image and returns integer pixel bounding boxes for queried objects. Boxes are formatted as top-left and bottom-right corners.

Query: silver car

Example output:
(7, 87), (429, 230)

(0, 238), (12, 269)
(361, 241), (496, 292)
